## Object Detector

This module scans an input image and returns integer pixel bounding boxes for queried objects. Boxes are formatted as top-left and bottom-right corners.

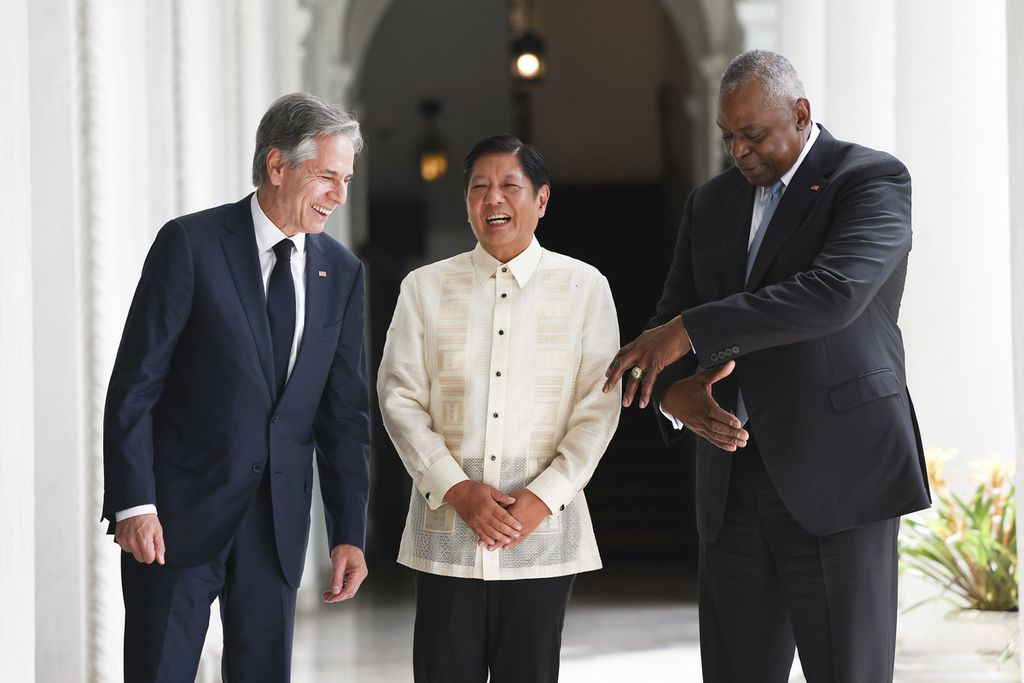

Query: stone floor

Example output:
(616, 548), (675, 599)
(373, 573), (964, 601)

(285, 569), (1020, 682)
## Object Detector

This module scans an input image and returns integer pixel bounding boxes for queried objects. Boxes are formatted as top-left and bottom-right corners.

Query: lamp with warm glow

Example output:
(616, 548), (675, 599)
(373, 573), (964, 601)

(420, 150), (448, 183)
(417, 99), (448, 182)
(511, 30), (546, 82)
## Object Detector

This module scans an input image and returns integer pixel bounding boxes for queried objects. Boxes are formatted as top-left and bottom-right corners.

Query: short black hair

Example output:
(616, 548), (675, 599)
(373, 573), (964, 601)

(463, 134), (551, 194)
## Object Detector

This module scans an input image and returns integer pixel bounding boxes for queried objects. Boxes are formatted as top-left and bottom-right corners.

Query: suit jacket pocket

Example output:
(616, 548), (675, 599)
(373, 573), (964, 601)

(828, 368), (901, 412)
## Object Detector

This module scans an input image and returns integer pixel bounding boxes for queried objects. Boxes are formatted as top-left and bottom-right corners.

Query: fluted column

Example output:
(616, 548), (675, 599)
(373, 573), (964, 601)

(28, 0), (88, 678)
(80, 0), (125, 679)
(0, 0), (36, 677)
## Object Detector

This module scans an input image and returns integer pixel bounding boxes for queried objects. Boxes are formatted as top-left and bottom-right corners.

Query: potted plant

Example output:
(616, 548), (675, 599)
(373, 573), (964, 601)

(900, 448), (1018, 668)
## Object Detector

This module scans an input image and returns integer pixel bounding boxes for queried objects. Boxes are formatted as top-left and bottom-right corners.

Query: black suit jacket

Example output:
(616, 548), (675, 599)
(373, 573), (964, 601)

(102, 194), (370, 587)
(652, 126), (930, 540)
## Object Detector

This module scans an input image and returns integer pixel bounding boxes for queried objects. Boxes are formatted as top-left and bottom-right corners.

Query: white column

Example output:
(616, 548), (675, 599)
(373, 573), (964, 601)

(175, 0), (236, 212)
(775, 0), (826, 123)
(28, 0), (88, 679)
(306, 0), (361, 248)
(893, 0), (1012, 658)
(895, 0), (1012, 460)
(80, 0), (130, 678)
(735, 0), (778, 52)
(698, 53), (731, 178)
(0, 1), (36, 679)
(822, 0), (896, 153)
(1006, 0), (1024, 675)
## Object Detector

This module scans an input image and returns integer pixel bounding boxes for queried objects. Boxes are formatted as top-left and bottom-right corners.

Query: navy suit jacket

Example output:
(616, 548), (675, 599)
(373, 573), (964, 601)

(102, 194), (370, 587)
(652, 126), (930, 540)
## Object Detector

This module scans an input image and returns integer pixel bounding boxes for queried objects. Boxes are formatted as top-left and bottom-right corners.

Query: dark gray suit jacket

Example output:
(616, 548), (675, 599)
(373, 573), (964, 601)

(653, 125), (930, 540)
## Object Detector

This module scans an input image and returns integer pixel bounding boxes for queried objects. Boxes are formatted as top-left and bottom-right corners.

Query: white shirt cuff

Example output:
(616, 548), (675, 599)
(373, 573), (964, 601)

(419, 455), (470, 511)
(659, 402), (685, 430)
(115, 504), (158, 522)
(526, 467), (575, 519)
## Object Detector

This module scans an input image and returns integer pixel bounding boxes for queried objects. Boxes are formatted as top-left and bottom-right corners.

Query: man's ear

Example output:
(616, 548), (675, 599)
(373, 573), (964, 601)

(537, 184), (551, 217)
(266, 148), (285, 187)
(795, 98), (811, 130)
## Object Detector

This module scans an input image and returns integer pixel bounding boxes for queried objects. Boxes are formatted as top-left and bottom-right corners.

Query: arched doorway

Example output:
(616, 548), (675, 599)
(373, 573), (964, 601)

(319, 0), (742, 585)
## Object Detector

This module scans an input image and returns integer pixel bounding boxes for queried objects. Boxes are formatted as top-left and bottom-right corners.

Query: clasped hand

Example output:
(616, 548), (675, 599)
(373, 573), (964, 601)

(444, 481), (551, 551)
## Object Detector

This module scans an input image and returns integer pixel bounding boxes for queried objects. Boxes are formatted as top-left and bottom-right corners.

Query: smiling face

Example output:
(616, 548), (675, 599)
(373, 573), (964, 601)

(465, 152), (550, 263)
(259, 134), (355, 236)
(717, 80), (810, 187)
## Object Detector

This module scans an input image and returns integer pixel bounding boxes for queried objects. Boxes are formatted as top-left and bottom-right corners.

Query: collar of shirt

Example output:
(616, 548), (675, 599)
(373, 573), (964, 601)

(760, 121), (821, 203)
(250, 192), (307, 258)
(471, 236), (543, 287)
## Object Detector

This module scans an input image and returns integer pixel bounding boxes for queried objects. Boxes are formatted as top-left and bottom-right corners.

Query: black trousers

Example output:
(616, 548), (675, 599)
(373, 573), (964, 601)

(413, 571), (576, 683)
(121, 473), (297, 683)
(699, 439), (900, 683)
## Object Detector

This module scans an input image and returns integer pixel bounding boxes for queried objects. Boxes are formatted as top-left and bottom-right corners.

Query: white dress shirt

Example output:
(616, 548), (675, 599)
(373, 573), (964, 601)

(378, 238), (622, 580)
(115, 193), (306, 522)
(662, 122), (821, 430)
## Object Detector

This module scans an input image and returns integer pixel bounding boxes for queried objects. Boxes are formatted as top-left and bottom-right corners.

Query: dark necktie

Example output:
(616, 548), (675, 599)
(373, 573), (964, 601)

(268, 239), (296, 398)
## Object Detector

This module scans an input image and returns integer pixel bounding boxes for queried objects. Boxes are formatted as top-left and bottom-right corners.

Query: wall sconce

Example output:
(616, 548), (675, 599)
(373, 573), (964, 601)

(418, 98), (448, 183)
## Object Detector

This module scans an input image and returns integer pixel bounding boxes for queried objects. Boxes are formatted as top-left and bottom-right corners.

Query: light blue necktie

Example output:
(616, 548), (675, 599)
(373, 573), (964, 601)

(736, 180), (785, 425)
(745, 180), (785, 283)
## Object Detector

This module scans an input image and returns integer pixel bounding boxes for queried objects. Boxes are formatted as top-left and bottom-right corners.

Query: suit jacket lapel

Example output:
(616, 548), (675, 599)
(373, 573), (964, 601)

(745, 125), (837, 291)
(220, 195), (276, 401)
(721, 177), (756, 295)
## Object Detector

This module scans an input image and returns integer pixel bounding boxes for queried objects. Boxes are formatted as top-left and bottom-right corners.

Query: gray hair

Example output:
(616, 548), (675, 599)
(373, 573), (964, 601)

(251, 92), (363, 187)
(720, 50), (805, 110)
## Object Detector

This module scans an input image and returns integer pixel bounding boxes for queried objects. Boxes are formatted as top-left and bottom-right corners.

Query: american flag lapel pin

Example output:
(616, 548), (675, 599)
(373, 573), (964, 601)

(318, 270), (327, 278)
(810, 184), (821, 192)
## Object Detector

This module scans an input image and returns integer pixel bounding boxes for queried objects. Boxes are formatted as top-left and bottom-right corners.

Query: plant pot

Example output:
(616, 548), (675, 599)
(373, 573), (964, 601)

(945, 609), (1020, 672)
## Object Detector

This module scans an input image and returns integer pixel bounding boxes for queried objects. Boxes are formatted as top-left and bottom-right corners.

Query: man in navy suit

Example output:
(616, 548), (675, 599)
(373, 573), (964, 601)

(604, 51), (930, 682)
(102, 92), (371, 682)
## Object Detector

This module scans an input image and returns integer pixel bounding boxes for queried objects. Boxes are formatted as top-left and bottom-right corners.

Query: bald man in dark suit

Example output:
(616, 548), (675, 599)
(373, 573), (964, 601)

(605, 50), (930, 682)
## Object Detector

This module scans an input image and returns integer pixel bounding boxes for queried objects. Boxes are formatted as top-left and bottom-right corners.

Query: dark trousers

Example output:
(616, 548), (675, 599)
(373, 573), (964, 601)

(413, 571), (575, 683)
(121, 474), (297, 683)
(699, 439), (900, 683)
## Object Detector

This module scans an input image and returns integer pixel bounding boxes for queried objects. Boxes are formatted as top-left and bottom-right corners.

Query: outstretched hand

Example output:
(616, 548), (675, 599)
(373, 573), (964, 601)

(603, 316), (691, 409)
(662, 360), (748, 451)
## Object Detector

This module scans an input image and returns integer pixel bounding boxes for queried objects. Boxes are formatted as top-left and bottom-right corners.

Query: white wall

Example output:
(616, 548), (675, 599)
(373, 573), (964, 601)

(0, 0), (36, 679)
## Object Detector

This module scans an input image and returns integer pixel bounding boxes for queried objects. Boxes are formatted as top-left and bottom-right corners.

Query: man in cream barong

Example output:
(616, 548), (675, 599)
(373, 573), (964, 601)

(377, 134), (621, 683)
